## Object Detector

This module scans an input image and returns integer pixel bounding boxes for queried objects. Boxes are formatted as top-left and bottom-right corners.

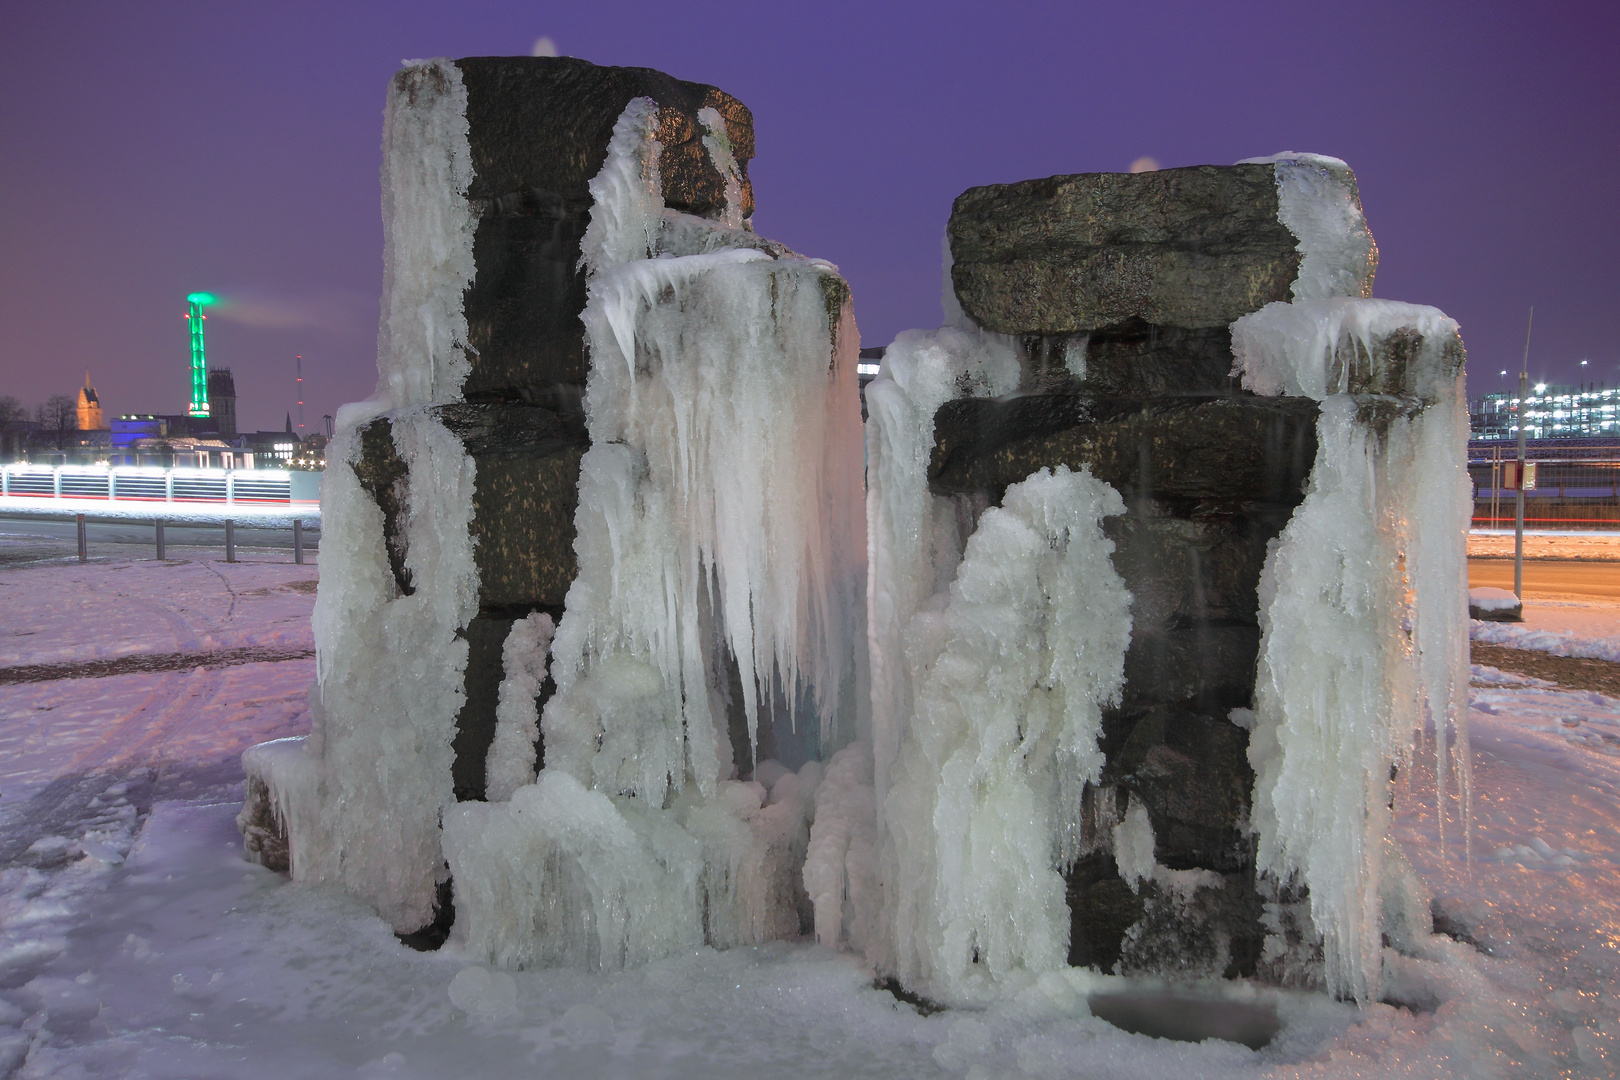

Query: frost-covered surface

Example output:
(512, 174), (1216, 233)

(1236, 152), (1377, 302)
(1468, 530), (1620, 561)
(0, 553), (314, 668)
(863, 323), (1020, 808)
(299, 407), (478, 932)
(1239, 297), (1472, 1003)
(804, 741), (879, 953)
(880, 467), (1131, 1004)
(544, 96), (866, 803)
(4, 553), (1619, 1076)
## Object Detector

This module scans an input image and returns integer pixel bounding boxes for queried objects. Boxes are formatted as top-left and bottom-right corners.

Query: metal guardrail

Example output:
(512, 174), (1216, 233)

(4, 511), (317, 565)
(0, 463), (320, 507)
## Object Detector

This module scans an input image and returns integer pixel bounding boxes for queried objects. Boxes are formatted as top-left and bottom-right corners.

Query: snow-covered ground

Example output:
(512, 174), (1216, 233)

(2, 549), (1616, 1077)
(1468, 530), (1620, 562)
(1471, 598), (1620, 663)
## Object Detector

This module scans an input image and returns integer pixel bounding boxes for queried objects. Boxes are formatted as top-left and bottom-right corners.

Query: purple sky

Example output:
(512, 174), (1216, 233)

(2, 1), (1615, 433)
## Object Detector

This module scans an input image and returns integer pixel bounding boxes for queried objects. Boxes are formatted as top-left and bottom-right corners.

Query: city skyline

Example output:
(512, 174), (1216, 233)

(2, 1), (1615, 432)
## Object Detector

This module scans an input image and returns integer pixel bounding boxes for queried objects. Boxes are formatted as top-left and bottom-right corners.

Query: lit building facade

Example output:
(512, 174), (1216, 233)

(1470, 384), (1620, 441)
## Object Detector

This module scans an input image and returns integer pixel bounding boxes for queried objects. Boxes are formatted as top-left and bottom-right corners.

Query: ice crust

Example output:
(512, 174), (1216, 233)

(1237, 298), (1471, 1003)
(440, 97), (866, 968)
(1237, 152), (1377, 303)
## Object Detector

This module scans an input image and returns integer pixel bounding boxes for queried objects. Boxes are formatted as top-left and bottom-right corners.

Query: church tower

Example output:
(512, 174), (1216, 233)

(76, 373), (104, 430)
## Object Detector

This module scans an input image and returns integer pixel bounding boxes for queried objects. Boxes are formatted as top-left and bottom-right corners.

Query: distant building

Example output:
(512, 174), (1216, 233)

(207, 368), (238, 438)
(1472, 384), (1620, 440)
(76, 374), (105, 431)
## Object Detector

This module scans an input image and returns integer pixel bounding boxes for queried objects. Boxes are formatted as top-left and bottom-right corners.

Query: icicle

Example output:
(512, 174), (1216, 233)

(1236, 296), (1468, 1002)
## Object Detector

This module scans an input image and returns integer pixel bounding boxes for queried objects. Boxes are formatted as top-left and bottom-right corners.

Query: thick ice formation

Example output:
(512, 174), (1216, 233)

(484, 613), (556, 802)
(875, 466), (1132, 1003)
(1237, 153), (1378, 303)
(235, 59), (485, 932)
(303, 409), (479, 929)
(376, 61), (477, 409)
(440, 97), (866, 968)
(1235, 298), (1470, 1002)
(803, 741), (880, 953)
(863, 324), (1020, 809)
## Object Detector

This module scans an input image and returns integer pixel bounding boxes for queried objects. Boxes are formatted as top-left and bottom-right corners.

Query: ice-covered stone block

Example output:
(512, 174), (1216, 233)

(947, 157), (1376, 336)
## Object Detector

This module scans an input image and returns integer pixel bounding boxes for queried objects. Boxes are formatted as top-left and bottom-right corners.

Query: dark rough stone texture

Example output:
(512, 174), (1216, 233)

(1329, 326), (1467, 402)
(354, 404), (586, 802)
(455, 57), (755, 401)
(949, 164), (1302, 333)
(929, 394), (1319, 508)
(436, 402), (588, 612)
(1066, 852), (1145, 972)
(931, 380), (1317, 978)
(352, 417), (412, 596)
(1098, 708), (1257, 872)
(1022, 322), (1240, 398)
(238, 774), (289, 872)
(1116, 870), (1266, 980)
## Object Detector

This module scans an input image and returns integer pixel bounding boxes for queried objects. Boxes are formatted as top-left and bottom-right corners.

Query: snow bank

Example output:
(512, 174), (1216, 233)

(1238, 297), (1470, 1002)
(1471, 618), (1620, 662)
(878, 466), (1132, 1004)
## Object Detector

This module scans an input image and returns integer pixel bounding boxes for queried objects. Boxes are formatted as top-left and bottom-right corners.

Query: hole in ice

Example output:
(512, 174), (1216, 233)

(872, 976), (947, 1016)
(1087, 992), (1280, 1050)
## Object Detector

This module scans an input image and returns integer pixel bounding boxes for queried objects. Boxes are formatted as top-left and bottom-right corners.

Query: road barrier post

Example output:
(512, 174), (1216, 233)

(155, 518), (166, 561)
(76, 514), (87, 562)
(225, 519), (236, 563)
(293, 519), (304, 565)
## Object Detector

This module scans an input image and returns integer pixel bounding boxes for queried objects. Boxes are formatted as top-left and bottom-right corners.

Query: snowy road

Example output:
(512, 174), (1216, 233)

(1, 550), (1617, 1077)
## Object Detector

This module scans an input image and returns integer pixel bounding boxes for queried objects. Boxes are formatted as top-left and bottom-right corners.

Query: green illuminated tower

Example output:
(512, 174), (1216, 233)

(185, 292), (216, 417)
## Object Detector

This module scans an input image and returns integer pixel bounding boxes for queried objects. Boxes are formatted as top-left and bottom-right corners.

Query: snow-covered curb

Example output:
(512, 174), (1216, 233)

(1470, 619), (1620, 663)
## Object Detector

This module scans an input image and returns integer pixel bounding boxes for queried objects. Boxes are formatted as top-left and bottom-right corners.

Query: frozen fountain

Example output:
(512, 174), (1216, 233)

(241, 57), (1469, 1013)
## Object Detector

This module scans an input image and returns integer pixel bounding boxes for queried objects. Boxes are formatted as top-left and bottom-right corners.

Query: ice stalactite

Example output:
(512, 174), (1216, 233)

(550, 95), (867, 799)
(484, 613), (556, 802)
(441, 96), (867, 969)
(876, 466), (1132, 1004)
(1234, 297), (1469, 1003)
